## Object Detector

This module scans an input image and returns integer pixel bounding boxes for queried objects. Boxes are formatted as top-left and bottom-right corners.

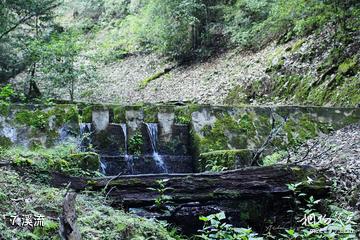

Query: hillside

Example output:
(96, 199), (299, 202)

(4, 0), (360, 106)
(0, 0), (360, 239)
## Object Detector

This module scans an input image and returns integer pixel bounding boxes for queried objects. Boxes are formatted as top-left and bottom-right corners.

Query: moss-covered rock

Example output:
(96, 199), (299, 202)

(68, 152), (100, 171)
(199, 149), (254, 171)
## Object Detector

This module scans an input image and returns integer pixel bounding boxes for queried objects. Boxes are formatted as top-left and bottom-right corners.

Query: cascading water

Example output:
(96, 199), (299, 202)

(79, 123), (92, 151)
(145, 123), (168, 173)
(120, 123), (134, 174)
(79, 123), (92, 135)
(100, 158), (107, 174)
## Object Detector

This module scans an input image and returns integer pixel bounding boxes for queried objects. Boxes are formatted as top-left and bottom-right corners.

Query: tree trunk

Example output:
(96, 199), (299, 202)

(27, 65), (41, 99)
(59, 192), (81, 240)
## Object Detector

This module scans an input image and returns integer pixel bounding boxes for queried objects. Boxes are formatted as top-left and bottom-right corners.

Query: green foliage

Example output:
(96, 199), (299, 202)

(113, 106), (126, 123)
(198, 211), (263, 240)
(0, 0), (59, 81)
(0, 168), (179, 239)
(34, 30), (97, 101)
(338, 58), (358, 75)
(128, 132), (143, 155)
(0, 84), (15, 115)
(0, 84), (14, 101)
(147, 179), (173, 210)
(224, 0), (344, 49)
(123, 0), (206, 59)
(2, 144), (101, 177)
(68, 152), (100, 171)
(283, 180), (358, 240)
(262, 150), (287, 166)
(0, 136), (13, 149)
(143, 105), (159, 123)
(174, 107), (192, 125)
(15, 110), (49, 130)
(199, 149), (253, 172)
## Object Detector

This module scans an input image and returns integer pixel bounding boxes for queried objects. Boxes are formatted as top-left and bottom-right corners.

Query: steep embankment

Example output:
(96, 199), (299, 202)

(285, 123), (360, 213)
(67, 26), (359, 106)
(77, 43), (281, 104)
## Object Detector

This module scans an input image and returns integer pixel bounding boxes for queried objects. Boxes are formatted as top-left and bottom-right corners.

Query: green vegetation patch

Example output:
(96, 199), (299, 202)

(0, 136), (13, 149)
(67, 152), (100, 171)
(199, 113), (256, 153)
(2, 144), (101, 177)
(0, 168), (178, 240)
(139, 71), (166, 89)
(199, 149), (253, 172)
(113, 106), (126, 123)
(143, 105), (159, 123)
(128, 131), (144, 155)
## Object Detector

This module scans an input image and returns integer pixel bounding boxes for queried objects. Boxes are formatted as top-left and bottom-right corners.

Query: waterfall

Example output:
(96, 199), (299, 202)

(1, 125), (17, 143)
(79, 123), (92, 151)
(120, 123), (134, 174)
(100, 158), (107, 174)
(80, 123), (92, 135)
(145, 123), (168, 173)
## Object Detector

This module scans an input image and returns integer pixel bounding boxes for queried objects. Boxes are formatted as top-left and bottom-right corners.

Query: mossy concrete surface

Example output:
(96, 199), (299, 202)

(1, 104), (359, 173)
(0, 104), (80, 148)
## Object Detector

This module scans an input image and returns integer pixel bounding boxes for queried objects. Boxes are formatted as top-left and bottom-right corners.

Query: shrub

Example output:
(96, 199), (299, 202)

(198, 211), (263, 240)
(119, 0), (206, 59)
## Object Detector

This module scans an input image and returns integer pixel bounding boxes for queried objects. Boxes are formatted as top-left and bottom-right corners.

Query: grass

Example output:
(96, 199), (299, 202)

(0, 148), (182, 239)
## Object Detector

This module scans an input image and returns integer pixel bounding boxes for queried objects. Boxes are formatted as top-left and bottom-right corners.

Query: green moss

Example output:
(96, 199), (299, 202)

(291, 38), (305, 52)
(33, 220), (59, 236)
(283, 115), (325, 147)
(143, 105), (158, 123)
(198, 113), (256, 153)
(67, 152), (100, 171)
(139, 71), (166, 89)
(0, 168), (178, 239)
(262, 151), (287, 166)
(48, 107), (66, 127)
(113, 106), (126, 123)
(199, 149), (253, 172)
(224, 85), (248, 105)
(338, 57), (357, 75)
(64, 105), (79, 124)
(0, 102), (10, 116)
(174, 107), (192, 124)
(82, 106), (93, 123)
(327, 76), (360, 106)
(15, 110), (49, 130)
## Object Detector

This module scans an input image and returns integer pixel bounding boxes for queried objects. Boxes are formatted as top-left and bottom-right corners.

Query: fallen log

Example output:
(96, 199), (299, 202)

(52, 165), (328, 206)
(51, 165), (329, 234)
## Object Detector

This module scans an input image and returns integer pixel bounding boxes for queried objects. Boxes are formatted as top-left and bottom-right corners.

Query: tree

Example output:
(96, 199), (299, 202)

(0, 0), (60, 40)
(36, 31), (96, 102)
(0, 0), (60, 95)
